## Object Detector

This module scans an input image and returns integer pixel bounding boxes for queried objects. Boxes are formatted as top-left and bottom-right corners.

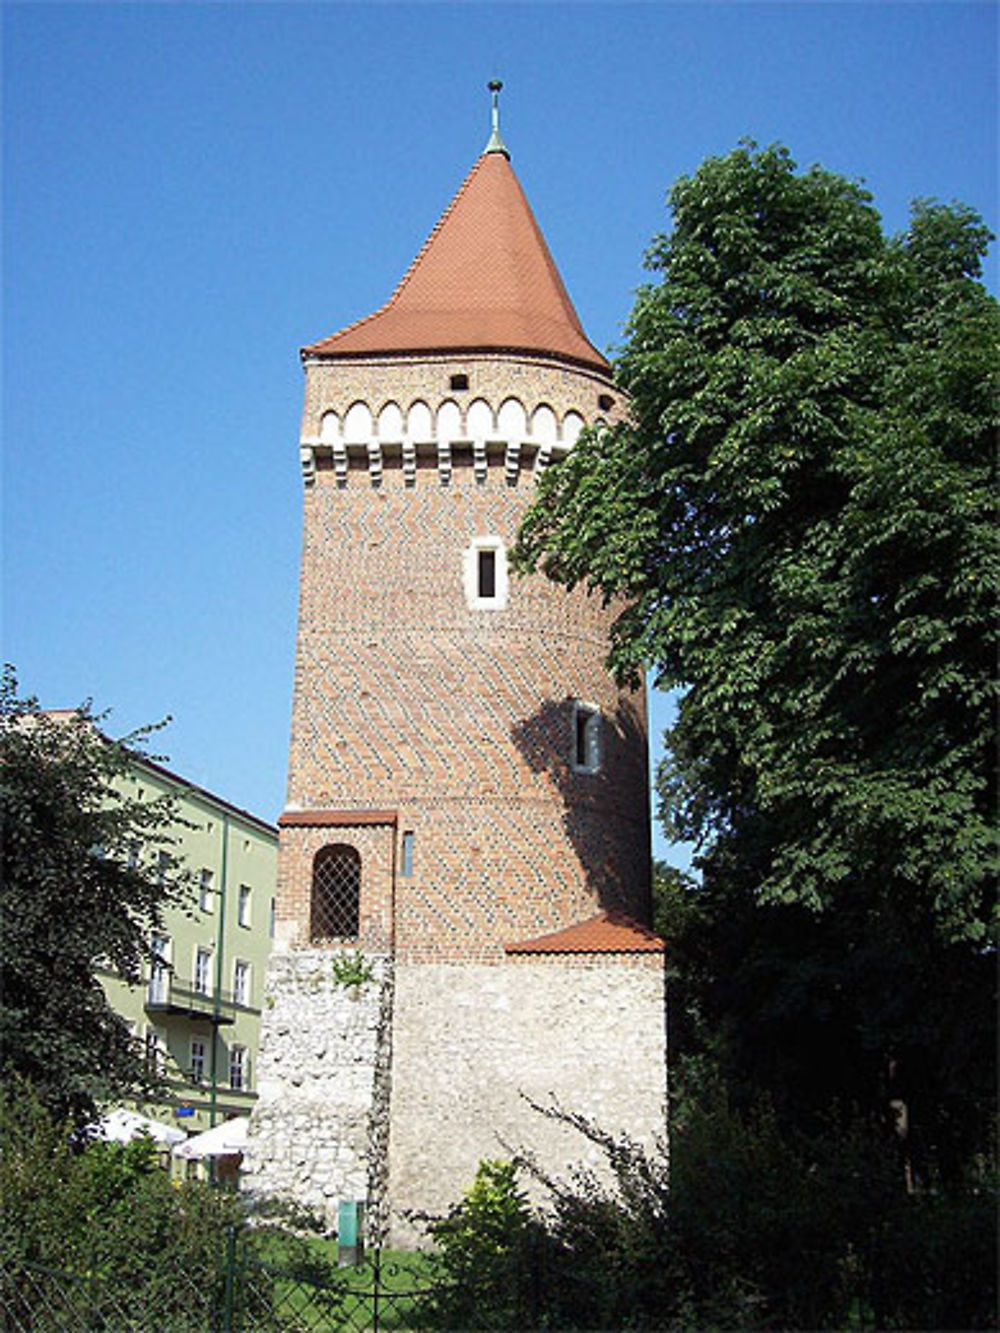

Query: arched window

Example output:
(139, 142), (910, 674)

(311, 844), (361, 942)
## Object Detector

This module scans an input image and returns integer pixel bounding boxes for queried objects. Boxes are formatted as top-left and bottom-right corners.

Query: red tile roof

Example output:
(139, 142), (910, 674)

(278, 809), (398, 828)
(304, 152), (610, 374)
(506, 912), (666, 955)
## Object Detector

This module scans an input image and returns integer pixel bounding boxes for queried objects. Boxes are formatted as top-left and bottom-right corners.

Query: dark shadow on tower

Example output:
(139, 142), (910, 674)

(510, 693), (653, 924)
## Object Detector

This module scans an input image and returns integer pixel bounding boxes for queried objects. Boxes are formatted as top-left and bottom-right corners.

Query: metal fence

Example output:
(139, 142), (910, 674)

(0, 1233), (453, 1333)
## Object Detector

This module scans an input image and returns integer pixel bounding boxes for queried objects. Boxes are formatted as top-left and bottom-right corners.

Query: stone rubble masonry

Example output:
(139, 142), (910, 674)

(242, 951), (392, 1218)
(388, 956), (667, 1246)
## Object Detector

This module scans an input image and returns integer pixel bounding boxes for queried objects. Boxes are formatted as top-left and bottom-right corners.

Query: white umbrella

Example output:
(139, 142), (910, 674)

(93, 1107), (186, 1147)
(173, 1115), (249, 1160)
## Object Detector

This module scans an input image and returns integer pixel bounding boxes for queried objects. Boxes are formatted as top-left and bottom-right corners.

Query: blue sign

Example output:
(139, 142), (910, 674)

(175, 1106), (195, 1118)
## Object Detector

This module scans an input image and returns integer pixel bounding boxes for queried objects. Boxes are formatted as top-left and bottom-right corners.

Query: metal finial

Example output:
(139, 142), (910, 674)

(484, 79), (509, 158)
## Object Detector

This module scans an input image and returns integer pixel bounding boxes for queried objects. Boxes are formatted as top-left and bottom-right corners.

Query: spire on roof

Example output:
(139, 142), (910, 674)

(484, 79), (509, 159)
(303, 90), (610, 374)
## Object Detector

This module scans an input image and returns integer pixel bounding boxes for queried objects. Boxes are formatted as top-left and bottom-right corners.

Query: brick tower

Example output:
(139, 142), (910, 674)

(245, 88), (667, 1240)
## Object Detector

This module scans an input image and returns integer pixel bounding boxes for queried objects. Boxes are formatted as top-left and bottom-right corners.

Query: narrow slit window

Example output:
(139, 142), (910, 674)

(478, 549), (496, 600)
(464, 537), (508, 609)
(401, 831), (414, 878)
(573, 702), (602, 773)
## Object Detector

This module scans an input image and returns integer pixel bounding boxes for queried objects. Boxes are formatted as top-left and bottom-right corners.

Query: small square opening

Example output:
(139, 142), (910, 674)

(450, 374), (469, 391)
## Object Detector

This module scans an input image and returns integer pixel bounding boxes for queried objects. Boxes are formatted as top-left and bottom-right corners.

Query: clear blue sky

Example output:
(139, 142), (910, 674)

(3, 2), (996, 869)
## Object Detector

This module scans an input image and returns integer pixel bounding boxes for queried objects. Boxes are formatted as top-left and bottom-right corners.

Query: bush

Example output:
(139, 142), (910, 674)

(421, 1103), (998, 1331)
(0, 1081), (346, 1331)
(419, 1159), (544, 1330)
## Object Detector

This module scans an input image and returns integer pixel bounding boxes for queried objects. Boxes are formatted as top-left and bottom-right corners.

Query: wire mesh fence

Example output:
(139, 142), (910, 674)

(0, 1232), (455, 1333)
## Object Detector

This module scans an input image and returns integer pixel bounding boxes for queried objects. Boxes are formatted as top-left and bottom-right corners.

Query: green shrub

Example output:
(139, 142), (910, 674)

(0, 1080), (346, 1331)
(419, 1159), (543, 1330)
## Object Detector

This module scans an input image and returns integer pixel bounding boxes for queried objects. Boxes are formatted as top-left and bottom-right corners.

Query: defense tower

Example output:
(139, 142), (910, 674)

(246, 90), (667, 1238)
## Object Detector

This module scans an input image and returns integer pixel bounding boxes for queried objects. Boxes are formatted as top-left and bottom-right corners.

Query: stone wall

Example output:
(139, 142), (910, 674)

(242, 950), (392, 1226)
(246, 950), (668, 1245)
(387, 955), (668, 1244)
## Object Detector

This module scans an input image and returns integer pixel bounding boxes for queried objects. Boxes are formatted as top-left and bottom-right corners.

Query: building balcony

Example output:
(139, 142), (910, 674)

(145, 976), (237, 1026)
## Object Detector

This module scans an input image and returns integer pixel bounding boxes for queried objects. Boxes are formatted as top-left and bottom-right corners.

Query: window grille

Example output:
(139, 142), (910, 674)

(311, 844), (361, 942)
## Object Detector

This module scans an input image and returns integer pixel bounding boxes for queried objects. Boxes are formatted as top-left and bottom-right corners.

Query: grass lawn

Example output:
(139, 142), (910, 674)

(248, 1234), (441, 1332)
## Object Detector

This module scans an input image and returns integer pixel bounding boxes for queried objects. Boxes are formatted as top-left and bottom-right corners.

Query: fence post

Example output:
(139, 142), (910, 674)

(221, 1224), (237, 1333)
(371, 1246), (382, 1333)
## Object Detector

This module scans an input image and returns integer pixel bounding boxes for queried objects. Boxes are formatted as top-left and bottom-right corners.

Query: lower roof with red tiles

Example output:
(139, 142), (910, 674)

(505, 912), (665, 955)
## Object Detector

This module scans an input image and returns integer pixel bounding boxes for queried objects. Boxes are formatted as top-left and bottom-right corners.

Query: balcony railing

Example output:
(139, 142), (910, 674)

(145, 974), (237, 1026)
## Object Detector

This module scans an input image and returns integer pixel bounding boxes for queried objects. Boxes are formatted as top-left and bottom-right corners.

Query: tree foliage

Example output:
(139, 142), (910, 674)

(517, 144), (998, 1166)
(0, 668), (190, 1123)
(423, 1122), (997, 1331)
(0, 1081), (344, 1332)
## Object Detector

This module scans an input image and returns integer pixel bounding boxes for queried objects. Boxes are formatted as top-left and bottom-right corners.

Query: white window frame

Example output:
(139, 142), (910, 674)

(194, 946), (213, 996)
(144, 1027), (166, 1075)
(148, 933), (171, 1005)
(229, 1045), (248, 1091)
(233, 959), (250, 1008)
(463, 535), (509, 610)
(199, 868), (214, 913)
(190, 1038), (206, 1083)
(572, 701), (602, 774)
(237, 884), (251, 928)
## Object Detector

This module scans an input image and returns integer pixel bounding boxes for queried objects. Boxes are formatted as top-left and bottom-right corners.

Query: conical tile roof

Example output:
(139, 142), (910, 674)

(304, 151), (610, 374)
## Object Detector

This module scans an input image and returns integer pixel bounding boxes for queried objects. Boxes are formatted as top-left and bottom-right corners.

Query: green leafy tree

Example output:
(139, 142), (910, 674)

(516, 144), (998, 1172)
(0, 668), (190, 1124)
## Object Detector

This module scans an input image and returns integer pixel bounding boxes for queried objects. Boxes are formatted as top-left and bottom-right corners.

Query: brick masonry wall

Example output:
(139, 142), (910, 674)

(249, 349), (666, 1236)
(276, 822), (395, 952)
(281, 352), (650, 964)
(300, 352), (625, 441)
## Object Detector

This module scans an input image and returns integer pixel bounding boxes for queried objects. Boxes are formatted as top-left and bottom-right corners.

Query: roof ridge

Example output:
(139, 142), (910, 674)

(302, 157), (484, 360)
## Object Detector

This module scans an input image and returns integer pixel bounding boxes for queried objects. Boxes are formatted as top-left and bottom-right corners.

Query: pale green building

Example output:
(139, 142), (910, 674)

(98, 753), (278, 1139)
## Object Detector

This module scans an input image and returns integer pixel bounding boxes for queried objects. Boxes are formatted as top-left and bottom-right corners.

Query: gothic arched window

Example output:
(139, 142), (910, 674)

(311, 844), (361, 942)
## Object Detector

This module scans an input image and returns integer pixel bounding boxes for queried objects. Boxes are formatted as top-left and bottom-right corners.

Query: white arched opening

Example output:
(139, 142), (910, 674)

(406, 400), (433, 439)
(377, 402), (403, 439)
(562, 411), (585, 446)
(531, 404), (557, 443)
(319, 411), (341, 443)
(343, 402), (372, 443)
(497, 398), (527, 440)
